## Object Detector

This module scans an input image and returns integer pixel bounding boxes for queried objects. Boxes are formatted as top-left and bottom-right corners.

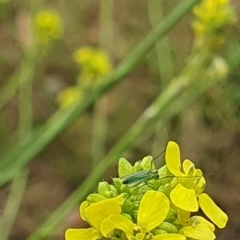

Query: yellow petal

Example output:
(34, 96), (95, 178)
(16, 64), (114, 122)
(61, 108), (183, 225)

(100, 214), (134, 239)
(177, 208), (190, 224)
(180, 224), (216, 240)
(138, 190), (169, 232)
(182, 159), (194, 175)
(198, 193), (228, 228)
(194, 216), (215, 231)
(79, 201), (89, 221)
(166, 141), (184, 176)
(85, 199), (121, 229)
(152, 233), (186, 240)
(65, 228), (102, 240)
(170, 184), (198, 212)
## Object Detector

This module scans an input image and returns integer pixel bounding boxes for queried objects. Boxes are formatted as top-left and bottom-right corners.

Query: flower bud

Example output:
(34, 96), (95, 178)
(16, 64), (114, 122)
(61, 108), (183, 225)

(151, 229), (167, 235)
(121, 199), (133, 213)
(165, 207), (177, 222)
(110, 185), (119, 197)
(121, 213), (133, 221)
(86, 193), (106, 203)
(141, 156), (154, 170)
(118, 158), (133, 177)
(113, 178), (123, 192)
(98, 181), (111, 197)
(158, 221), (178, 233)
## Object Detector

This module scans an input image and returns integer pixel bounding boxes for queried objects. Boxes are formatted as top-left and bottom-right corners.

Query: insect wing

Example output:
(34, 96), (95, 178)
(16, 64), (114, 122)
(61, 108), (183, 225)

(121, 169), (158, 187)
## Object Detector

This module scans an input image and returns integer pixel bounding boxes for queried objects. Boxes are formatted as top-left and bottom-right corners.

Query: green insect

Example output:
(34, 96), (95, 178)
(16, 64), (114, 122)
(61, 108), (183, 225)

(121, 168), (159, 187)
(120, 151), (165, 187)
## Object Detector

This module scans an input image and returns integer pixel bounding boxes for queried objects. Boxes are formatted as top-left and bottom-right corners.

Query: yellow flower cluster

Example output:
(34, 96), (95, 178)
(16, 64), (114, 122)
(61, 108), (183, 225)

(192, 0), (235, 36)
(57, 47), (112, 108)
(33, 10), (62, 45)
(65, 141), (228, 240)
(73, 47), (112, 86)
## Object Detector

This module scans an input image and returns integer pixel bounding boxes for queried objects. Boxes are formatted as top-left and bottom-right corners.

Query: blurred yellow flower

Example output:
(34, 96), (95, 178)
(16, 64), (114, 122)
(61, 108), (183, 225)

(192, 0), (235, 37)
(33, 10), (62, 45)
(57, 87), (81, 109)
(73, 47), (112, 86)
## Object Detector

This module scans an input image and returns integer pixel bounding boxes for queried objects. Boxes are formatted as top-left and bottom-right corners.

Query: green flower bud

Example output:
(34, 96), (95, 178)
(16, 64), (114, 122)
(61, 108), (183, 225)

(151, 229), (167, 235)
(110, 185), (119, 197)
(113, 177), (123, 192)
(86, 193), (106, 203)
(141, 156), (153, 170)
(165, 207), (177, 222)
(118, 157), (133, 177)
(133, 201), (140, 210)
(121, 213), (133, 221)
(133, 161), (142, 172)
(98, 181), (111, 197)
(158, 222), (178, 233)
(157, 184), (169, 195)
(121, 199), (133, 213)
(132, 210), (138, 222)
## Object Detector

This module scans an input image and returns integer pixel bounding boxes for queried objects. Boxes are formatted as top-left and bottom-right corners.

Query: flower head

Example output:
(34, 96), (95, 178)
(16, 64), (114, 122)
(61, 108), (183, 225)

(65, 141), (228, 240)
(56, 87), (82, 109)
(192, 0), (236, 51)
(33, 10), (62, 45)
(165, 141), (228, 228)
(73, 47), (112, 88)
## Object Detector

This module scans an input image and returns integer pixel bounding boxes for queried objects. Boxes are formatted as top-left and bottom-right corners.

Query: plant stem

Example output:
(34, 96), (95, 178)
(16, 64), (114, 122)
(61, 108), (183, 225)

(91, 0), (114, 167)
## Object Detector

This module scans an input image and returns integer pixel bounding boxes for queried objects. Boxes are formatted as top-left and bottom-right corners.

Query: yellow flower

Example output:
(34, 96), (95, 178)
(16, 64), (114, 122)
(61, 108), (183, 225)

(65, 195), (124, 240)
(73, 47), (112, 85)
(101, 190), (185, 240)
(165, 141), (228, 228)
(179, 216), (216, 240)
(56, 87), (82, 109)
(33, 10), (62, 45)
(192, 0), (235, 37)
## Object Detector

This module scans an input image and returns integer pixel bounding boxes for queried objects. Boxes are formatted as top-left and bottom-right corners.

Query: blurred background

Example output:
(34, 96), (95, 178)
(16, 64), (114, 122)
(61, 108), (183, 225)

(0, 0), (240, 239)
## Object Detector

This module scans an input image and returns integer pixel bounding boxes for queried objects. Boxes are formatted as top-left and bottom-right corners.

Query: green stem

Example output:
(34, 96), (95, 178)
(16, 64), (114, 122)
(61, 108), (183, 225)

(0, 0), (201, 186)
(0, 8), (38, 238)
(91, 0), (114, 167)
(148, 0), (174, 157)
(0, 170), (28, 240)
(26, 51), (221, 240)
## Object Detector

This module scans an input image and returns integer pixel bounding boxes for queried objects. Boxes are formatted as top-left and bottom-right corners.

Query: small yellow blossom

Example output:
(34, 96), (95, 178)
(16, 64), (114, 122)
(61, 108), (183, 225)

(165, 141), (228, 228)
(33, 10), (62, 45)
(192, 0), (235, 36)
(73, 47), (112, 88)
(101, 190), (185, 240)
(57, 87), (82, 109)
(180, 216), (216, 240)
(65, 195), (124, 240)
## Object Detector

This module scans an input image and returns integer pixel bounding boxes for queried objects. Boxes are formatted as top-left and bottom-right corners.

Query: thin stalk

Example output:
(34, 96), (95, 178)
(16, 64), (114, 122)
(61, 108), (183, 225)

(91, 0), (114, 167)
(0, 0), (201, 186)
(0, 170), (28, 240)
(148, 0), (174, 158)
(26, 51), (222, 240)
(0, 8), (38, 238)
